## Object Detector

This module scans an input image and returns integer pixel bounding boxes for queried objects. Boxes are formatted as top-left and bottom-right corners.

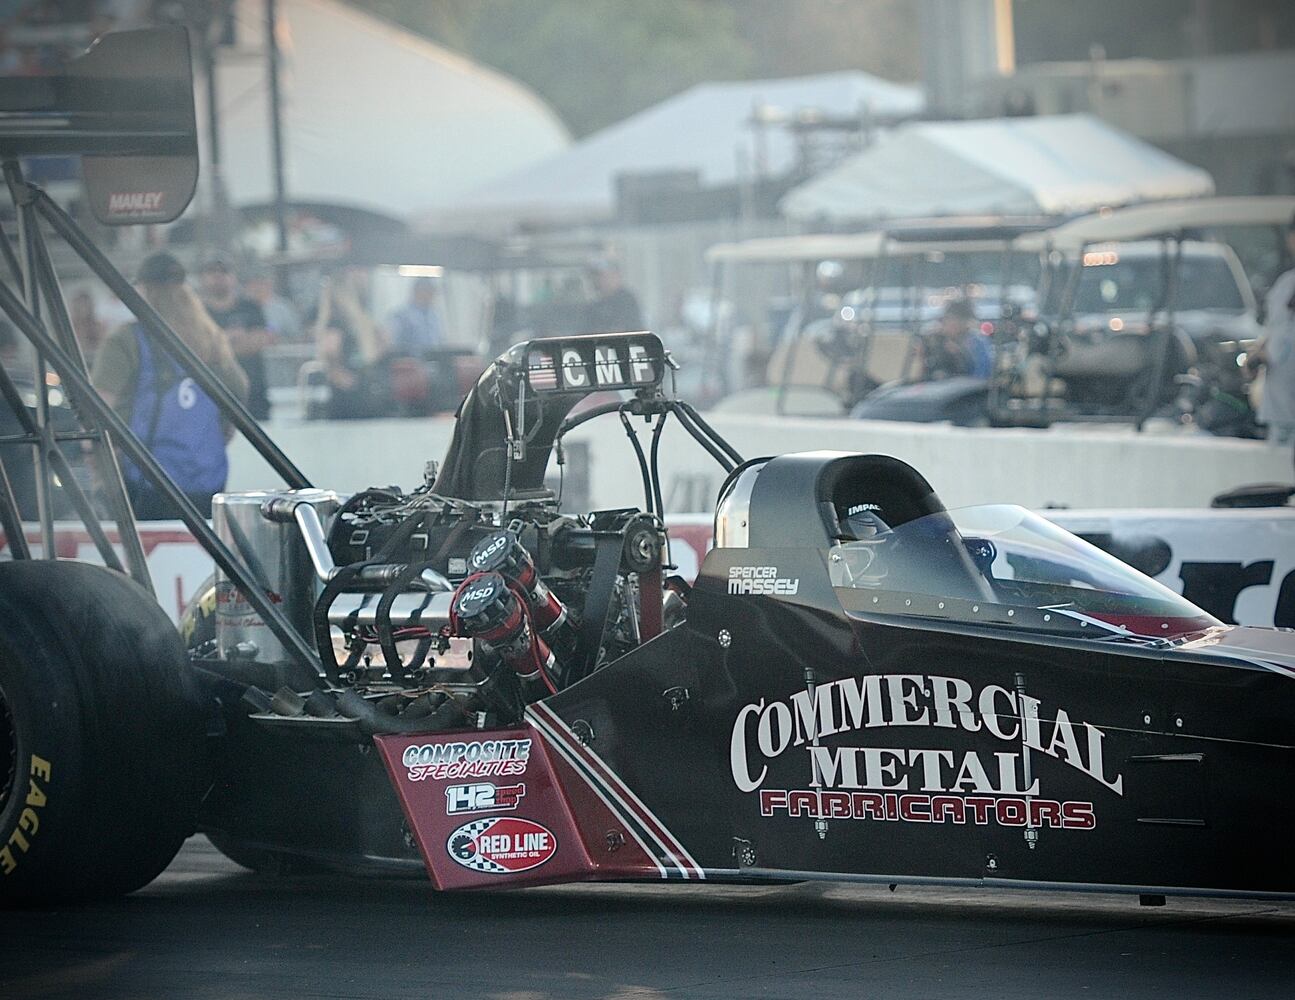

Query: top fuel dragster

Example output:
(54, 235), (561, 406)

(5, 324), (1295, 904)
(1, 29), (1293, 907)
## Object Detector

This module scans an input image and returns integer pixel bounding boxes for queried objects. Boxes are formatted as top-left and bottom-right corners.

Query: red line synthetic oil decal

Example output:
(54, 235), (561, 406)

(447, 817), (557, 874)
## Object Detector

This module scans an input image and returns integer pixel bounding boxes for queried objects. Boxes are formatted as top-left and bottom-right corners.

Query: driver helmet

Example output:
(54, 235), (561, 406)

(833, 502), (891, 587)
(839, 502), (889, 540)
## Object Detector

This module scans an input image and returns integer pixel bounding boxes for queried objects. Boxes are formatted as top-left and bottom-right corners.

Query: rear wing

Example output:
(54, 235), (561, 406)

(0, 27), (197, 225)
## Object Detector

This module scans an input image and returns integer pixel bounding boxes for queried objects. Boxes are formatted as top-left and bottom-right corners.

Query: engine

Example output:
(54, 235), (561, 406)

(198, 332), (728, 736)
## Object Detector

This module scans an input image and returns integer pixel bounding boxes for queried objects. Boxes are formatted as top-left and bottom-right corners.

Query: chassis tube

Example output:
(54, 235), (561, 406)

(0, 279), (324, 683)
(34, 188), (312, 490)
(27, 210), (152, 588)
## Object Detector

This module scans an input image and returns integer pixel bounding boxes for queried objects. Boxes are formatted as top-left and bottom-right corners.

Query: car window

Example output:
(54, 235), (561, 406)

(1072, 255), (1245, 314)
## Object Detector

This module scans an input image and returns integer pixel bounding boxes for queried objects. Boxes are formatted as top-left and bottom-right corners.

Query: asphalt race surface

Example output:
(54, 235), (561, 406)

(2, 837), (1293, 999)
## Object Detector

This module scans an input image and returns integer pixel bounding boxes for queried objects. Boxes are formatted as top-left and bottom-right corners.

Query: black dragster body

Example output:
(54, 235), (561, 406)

(188, 358), (1295, 900)
(0, 30), (1291, 905)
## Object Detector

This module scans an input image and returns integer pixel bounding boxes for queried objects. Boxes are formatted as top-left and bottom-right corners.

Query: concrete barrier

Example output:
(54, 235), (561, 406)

(228, 413), (1293, 512)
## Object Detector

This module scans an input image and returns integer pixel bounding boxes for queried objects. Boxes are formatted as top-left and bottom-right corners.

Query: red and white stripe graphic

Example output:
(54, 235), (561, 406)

(526, 701), (705, 880)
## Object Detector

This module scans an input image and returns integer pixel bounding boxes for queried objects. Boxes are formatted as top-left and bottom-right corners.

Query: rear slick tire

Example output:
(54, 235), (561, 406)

(0, 560), (207, 906)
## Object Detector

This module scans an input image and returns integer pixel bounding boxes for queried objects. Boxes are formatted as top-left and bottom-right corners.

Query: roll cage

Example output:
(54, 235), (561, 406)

(0, 28), (743, 691)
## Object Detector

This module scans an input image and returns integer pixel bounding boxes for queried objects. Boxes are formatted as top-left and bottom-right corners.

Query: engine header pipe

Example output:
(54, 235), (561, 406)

(0, 278), (324, 684)
(32, 185), (311, 490)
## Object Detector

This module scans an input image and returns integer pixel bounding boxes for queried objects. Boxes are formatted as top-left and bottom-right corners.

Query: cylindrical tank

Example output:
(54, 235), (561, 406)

(212, 488), (340, 663)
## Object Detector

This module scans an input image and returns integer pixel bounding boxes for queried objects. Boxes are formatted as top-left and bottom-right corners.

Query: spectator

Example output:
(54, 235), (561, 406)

(90, 251), (247, 519)
(1250, 213), (1295, 445)
(310, 269), (389, 420)
(583, 258), (642, 333)
(245, 267), (302, 342)
(917, 299), (993, 381)
(199, 255), (273, 420)
(68, 287), (105, 361)
(386, 277), (444, 356)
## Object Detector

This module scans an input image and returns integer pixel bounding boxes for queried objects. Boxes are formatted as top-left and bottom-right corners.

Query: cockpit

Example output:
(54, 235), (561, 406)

(714, 452), (1218, 640)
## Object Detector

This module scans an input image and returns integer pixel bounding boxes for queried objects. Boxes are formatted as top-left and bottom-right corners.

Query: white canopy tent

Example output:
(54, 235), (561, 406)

(198, 0), (571, 222)
(780, 114), (1214, 224)
(704, 232), (887, 264)
(436, 71), (923, 231)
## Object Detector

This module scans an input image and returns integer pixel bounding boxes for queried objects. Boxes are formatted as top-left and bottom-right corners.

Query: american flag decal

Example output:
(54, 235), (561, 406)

(527, 350), (558, 390)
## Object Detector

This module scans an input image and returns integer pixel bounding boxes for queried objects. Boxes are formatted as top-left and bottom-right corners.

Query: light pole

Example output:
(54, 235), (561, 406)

(266, 0), (289, 255)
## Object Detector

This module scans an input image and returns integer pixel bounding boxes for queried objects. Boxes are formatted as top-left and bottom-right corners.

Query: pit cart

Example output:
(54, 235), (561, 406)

(1004, 196), (1295, 434)
(705, 202), (1290, 434)
(703, 220), (1047, 421)
(2, 30), (1295, 907)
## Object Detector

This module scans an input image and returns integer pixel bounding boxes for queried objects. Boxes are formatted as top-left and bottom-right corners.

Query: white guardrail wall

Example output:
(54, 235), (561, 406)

(5, 505), (1292, 629)
(229, 413), (1293, 511)
(6, 415), (1290, 626)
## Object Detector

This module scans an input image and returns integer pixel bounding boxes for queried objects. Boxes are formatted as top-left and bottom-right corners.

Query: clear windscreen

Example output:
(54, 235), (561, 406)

(830, 504), (1218, 638)
(1071, 256), (1245, 314)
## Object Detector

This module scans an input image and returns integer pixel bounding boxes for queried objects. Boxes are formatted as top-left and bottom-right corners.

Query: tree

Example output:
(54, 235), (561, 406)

(349, 1), (918, 138)
(355, 0), (750, 136)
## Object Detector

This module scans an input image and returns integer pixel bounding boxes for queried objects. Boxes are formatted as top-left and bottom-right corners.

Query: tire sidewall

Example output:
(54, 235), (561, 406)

(0, 561), (206, 905)
(0, 612), (89, 901)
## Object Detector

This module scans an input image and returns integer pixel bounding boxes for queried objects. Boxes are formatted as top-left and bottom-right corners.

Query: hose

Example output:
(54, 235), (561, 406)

(312, 508), (430, 683)
(649, 411), (671, 565)
(676, 401), (743, 465)
(375, 559), (445, 681)
(620, 407), (655, 516)
(670, 401), (737, 473)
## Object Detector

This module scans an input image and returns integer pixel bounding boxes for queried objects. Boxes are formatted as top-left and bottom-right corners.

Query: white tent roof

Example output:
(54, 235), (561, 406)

(200, 0), (571, 221)
(780, 114), (1214, 224)
(436, 71), (923, 230)
(705, 232), (886, 264)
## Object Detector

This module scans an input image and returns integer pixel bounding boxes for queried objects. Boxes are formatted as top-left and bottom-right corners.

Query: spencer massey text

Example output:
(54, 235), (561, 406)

(730, 673), (1124, 798)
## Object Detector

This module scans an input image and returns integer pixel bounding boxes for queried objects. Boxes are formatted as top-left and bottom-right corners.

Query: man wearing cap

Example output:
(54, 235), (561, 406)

(918, 298), (993, 381)
(1250, 216), (1295, 446)
(386, 277), (443, 356)
(583, 258), (642, 334)
(200, 255), (273, 420)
